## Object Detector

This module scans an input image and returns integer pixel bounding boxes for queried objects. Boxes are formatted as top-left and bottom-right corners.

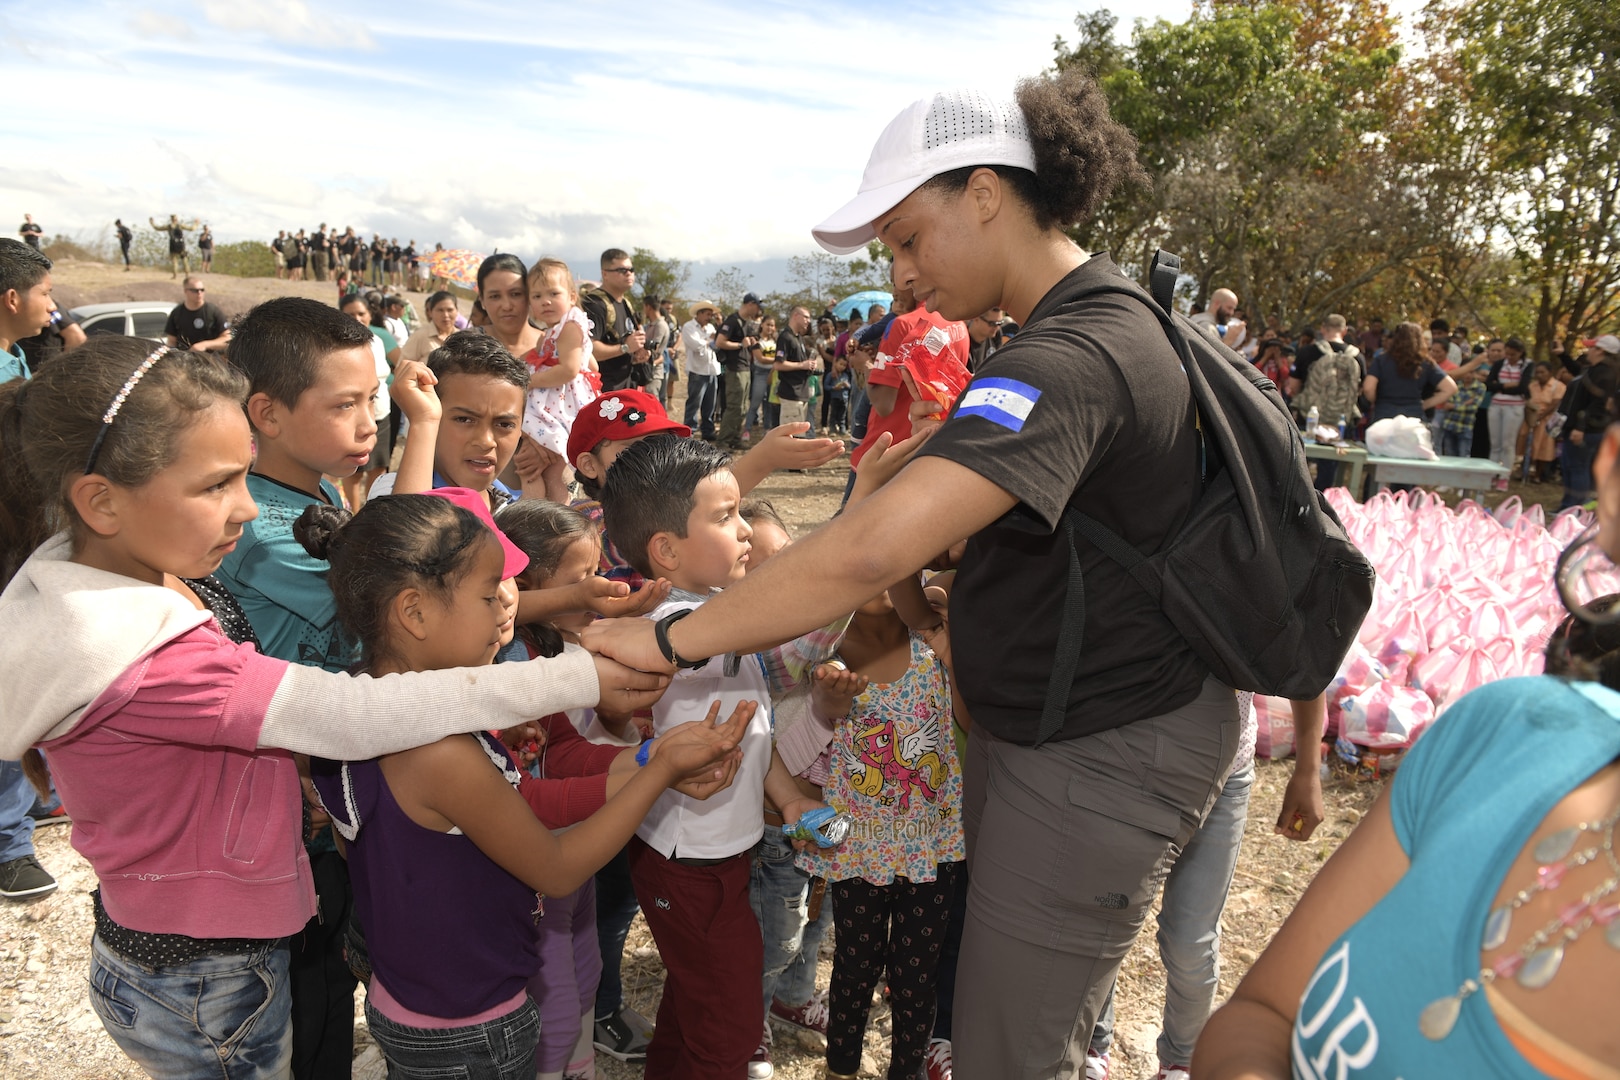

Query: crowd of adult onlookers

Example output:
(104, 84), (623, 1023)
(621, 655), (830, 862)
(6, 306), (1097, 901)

(1194, 288), (1620, 509)
(268, 225), (438, 291)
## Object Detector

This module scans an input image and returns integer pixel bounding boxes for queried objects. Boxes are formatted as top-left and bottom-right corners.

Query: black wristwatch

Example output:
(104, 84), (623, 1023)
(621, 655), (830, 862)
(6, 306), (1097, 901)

(654, 609), (708, 670)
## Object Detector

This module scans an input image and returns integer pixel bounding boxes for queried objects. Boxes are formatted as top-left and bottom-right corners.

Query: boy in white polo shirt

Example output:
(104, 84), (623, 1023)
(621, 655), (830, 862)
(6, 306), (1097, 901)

(600, 435), (828, 1079)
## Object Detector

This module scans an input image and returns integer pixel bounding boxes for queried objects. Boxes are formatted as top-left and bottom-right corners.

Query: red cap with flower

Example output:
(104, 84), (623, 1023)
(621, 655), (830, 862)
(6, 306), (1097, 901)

(566, 390), (691, 465)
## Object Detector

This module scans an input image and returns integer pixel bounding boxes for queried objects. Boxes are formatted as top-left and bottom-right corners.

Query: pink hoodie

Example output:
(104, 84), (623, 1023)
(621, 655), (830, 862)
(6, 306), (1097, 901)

(0, 533), (603, 941)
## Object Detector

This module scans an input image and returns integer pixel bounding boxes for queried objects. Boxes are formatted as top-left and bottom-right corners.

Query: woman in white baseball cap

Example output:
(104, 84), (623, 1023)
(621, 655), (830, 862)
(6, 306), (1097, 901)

(585, 68), (1236, 1080)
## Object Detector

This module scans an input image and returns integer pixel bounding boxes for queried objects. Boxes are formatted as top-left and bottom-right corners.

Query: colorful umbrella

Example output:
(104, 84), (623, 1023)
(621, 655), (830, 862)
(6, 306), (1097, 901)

(423, 248), (486, 290)
(832, 290), (893, 321)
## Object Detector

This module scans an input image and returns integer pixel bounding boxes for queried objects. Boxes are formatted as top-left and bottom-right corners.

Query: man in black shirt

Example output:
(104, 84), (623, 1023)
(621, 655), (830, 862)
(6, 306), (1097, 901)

(580, 248), (648, 392)
(115, 219), (134, 270)
(163, 277), (230, 352)
(17, 214), (43, 249)
(309, 224), (330, 282)
(714, 292), (762, 449)
(773, 306), (820, 428)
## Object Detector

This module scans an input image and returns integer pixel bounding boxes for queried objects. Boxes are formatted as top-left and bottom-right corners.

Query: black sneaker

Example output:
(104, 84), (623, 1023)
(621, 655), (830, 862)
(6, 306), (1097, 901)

(0, 855), (57, 900)
(593, 1007), (651, 1062)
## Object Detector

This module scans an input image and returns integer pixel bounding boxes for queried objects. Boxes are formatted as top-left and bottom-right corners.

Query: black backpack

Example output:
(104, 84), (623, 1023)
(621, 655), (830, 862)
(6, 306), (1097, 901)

(1036, 251), (1374, 744)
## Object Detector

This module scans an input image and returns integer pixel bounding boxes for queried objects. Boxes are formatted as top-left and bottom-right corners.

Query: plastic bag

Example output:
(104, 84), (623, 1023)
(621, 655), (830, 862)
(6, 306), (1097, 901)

(1340, 682), (1436, 749)
(1253, 695), (1296, 759)
(1365, 416), (1438, 460)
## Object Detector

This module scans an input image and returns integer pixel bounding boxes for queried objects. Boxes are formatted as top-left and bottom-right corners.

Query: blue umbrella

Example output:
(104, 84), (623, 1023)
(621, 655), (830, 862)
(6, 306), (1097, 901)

(832, 290), (893, 321)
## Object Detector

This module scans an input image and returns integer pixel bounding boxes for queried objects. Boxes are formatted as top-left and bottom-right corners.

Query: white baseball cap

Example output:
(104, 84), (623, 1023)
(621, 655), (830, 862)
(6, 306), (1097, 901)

(812, 88), (1036, 255)
(1595, 333), (1620, 356)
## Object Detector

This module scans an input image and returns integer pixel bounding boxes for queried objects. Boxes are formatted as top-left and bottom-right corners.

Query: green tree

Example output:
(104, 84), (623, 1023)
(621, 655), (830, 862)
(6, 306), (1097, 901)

(1425, 0), (1620, 354)
(632, 247), (690, 307)
(704, 266), (752, 312)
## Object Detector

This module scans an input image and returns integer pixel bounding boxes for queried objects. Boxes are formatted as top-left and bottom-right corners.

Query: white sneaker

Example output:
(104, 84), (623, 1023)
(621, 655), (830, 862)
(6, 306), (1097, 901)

(748, 1020), (774, 1079)
(1084, 1049), (1111, 1080)
(1154, 1067), (1191, 1080)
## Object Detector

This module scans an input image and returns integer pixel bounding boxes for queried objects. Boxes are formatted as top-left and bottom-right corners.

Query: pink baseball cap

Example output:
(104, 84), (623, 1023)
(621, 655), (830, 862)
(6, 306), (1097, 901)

(423, 486), (529, 580)
(812, 88), (1036, 255)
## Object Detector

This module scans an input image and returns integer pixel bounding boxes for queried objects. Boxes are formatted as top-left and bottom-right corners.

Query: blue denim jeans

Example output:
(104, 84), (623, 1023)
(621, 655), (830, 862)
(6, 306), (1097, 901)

(88, 934), (292, 1080)
(750, 830), (829, 1016)
(365, 994), (540, 1080)
(746, 366), (774, 434)
(1440, 430), (1471, 458)
(0, 759), (38, 864)
(1090, 760), (1254, 1066)
(683, 373), (717, 440)
(1563, 437), (1596, 509)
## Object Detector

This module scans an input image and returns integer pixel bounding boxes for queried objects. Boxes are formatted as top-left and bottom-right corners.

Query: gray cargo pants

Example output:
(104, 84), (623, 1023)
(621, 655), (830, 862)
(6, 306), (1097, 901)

(953, 676), (1240, 1079)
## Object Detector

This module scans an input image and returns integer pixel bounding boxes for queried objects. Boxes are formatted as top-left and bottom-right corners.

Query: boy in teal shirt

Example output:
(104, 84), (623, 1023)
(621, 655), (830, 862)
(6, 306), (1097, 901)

(0, 238), (55, 383)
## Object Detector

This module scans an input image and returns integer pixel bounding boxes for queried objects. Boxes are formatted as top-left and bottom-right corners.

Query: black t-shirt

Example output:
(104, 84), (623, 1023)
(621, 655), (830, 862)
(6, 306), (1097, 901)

(310, 231), (328, 253)
(198, 232), (213, 252)
(164, 302), (227, 349)
(19, 223), (42, 249)
(775, 330), (814, 400)
(916, 255), (1207, 744)
(167, 225), (186, 254)
(580, 289), (639, 391)
(15, 309), (80, 368)
(715, 312), (750, 372)
(116, 224), (133, 247)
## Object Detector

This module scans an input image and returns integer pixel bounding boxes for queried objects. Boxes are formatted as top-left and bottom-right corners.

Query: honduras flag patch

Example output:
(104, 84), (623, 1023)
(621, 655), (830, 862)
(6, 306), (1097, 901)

(956, 378), (1041, 432)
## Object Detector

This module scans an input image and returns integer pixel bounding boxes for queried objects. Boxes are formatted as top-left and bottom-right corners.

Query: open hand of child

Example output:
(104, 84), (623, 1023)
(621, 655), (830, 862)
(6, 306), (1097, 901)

(849, 425), (937, 504)
(391, 359), (441, 425)
(574, 575), (672, 619)
(592, 653), (672, 714)
(648, 699), (754, 790)
(811, 662), (869, 721)
(746, 423), (845, 471)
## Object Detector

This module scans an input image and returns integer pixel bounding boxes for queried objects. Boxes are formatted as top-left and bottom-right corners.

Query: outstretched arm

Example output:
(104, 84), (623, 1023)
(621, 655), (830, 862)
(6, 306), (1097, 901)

(584, 454), (1017, 671)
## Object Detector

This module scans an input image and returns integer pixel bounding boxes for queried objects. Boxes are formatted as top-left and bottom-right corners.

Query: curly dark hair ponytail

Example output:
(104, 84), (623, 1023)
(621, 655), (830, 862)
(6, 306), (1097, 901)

(922, 67), (1150, 232)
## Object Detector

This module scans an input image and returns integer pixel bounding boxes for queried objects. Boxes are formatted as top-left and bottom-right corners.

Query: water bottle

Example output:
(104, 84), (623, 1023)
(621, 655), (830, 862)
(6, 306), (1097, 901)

(1338, 413), (1348, 441)
(1305, 405), (1320, 443)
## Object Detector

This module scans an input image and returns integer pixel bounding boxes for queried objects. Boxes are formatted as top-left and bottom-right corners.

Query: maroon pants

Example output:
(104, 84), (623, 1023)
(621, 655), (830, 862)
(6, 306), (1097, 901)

(628, 837), (763, 1079)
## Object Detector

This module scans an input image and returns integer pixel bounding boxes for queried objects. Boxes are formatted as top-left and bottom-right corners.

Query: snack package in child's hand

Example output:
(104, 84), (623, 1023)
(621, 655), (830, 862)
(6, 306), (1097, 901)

(898, 324), (971, 413)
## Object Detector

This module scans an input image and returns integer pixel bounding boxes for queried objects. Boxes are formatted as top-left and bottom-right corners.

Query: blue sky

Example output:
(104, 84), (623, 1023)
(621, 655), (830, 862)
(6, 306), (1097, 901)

(1, 0), (1197, 284)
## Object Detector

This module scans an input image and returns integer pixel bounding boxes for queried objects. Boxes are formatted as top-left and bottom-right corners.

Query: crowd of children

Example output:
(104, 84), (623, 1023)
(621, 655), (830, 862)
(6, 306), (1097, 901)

(0, 238), (1336, 1080)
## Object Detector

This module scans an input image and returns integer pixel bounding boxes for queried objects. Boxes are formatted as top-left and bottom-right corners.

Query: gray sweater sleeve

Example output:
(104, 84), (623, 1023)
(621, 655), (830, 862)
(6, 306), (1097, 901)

(257, 645), (599, 758)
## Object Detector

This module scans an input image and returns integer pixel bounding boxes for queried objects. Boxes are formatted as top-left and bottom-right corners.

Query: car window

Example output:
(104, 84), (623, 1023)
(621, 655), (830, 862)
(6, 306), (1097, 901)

(132, 312), (170, 340)
(82, 314), (128, 337)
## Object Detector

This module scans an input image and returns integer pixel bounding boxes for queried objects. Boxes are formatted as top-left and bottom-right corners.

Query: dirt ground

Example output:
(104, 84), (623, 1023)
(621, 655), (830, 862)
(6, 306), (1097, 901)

(0, 262), (1506, 1078)
(44, 258), (434, 325)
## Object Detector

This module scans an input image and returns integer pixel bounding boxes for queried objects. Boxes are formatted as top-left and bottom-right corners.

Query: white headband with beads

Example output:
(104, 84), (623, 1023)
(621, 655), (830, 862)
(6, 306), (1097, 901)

(83, 345), (171, 475)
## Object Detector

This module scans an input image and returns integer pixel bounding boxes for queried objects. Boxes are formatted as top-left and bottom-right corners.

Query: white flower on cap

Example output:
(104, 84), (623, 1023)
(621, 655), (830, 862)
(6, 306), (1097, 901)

(812, 88), (1036, 255)
(599, 397), (625, 419)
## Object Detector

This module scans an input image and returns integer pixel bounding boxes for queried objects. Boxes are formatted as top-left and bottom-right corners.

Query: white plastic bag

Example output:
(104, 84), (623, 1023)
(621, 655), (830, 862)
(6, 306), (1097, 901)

(1365, 416), (1438, 460)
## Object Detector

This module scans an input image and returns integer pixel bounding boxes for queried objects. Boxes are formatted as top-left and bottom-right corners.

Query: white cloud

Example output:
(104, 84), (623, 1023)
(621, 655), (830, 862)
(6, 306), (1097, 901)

(0, 0), (1200, 277)
(130, 8), (193, 39)
(200, 0), (375, 50)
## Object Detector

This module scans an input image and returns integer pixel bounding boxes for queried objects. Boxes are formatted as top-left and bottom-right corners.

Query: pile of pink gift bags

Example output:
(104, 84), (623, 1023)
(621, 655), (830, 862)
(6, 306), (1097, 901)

(1253, 489), (1598, 759)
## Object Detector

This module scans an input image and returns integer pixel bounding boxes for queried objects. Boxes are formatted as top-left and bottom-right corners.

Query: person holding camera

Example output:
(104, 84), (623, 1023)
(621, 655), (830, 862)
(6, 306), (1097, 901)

(715, 292), (763, 449)
(581, 248), (649, 392)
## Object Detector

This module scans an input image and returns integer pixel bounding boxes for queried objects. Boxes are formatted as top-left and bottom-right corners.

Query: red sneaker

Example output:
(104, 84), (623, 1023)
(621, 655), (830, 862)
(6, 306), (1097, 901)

(769, 989), (829, 1036)
(923, 1037), (952, 1080)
